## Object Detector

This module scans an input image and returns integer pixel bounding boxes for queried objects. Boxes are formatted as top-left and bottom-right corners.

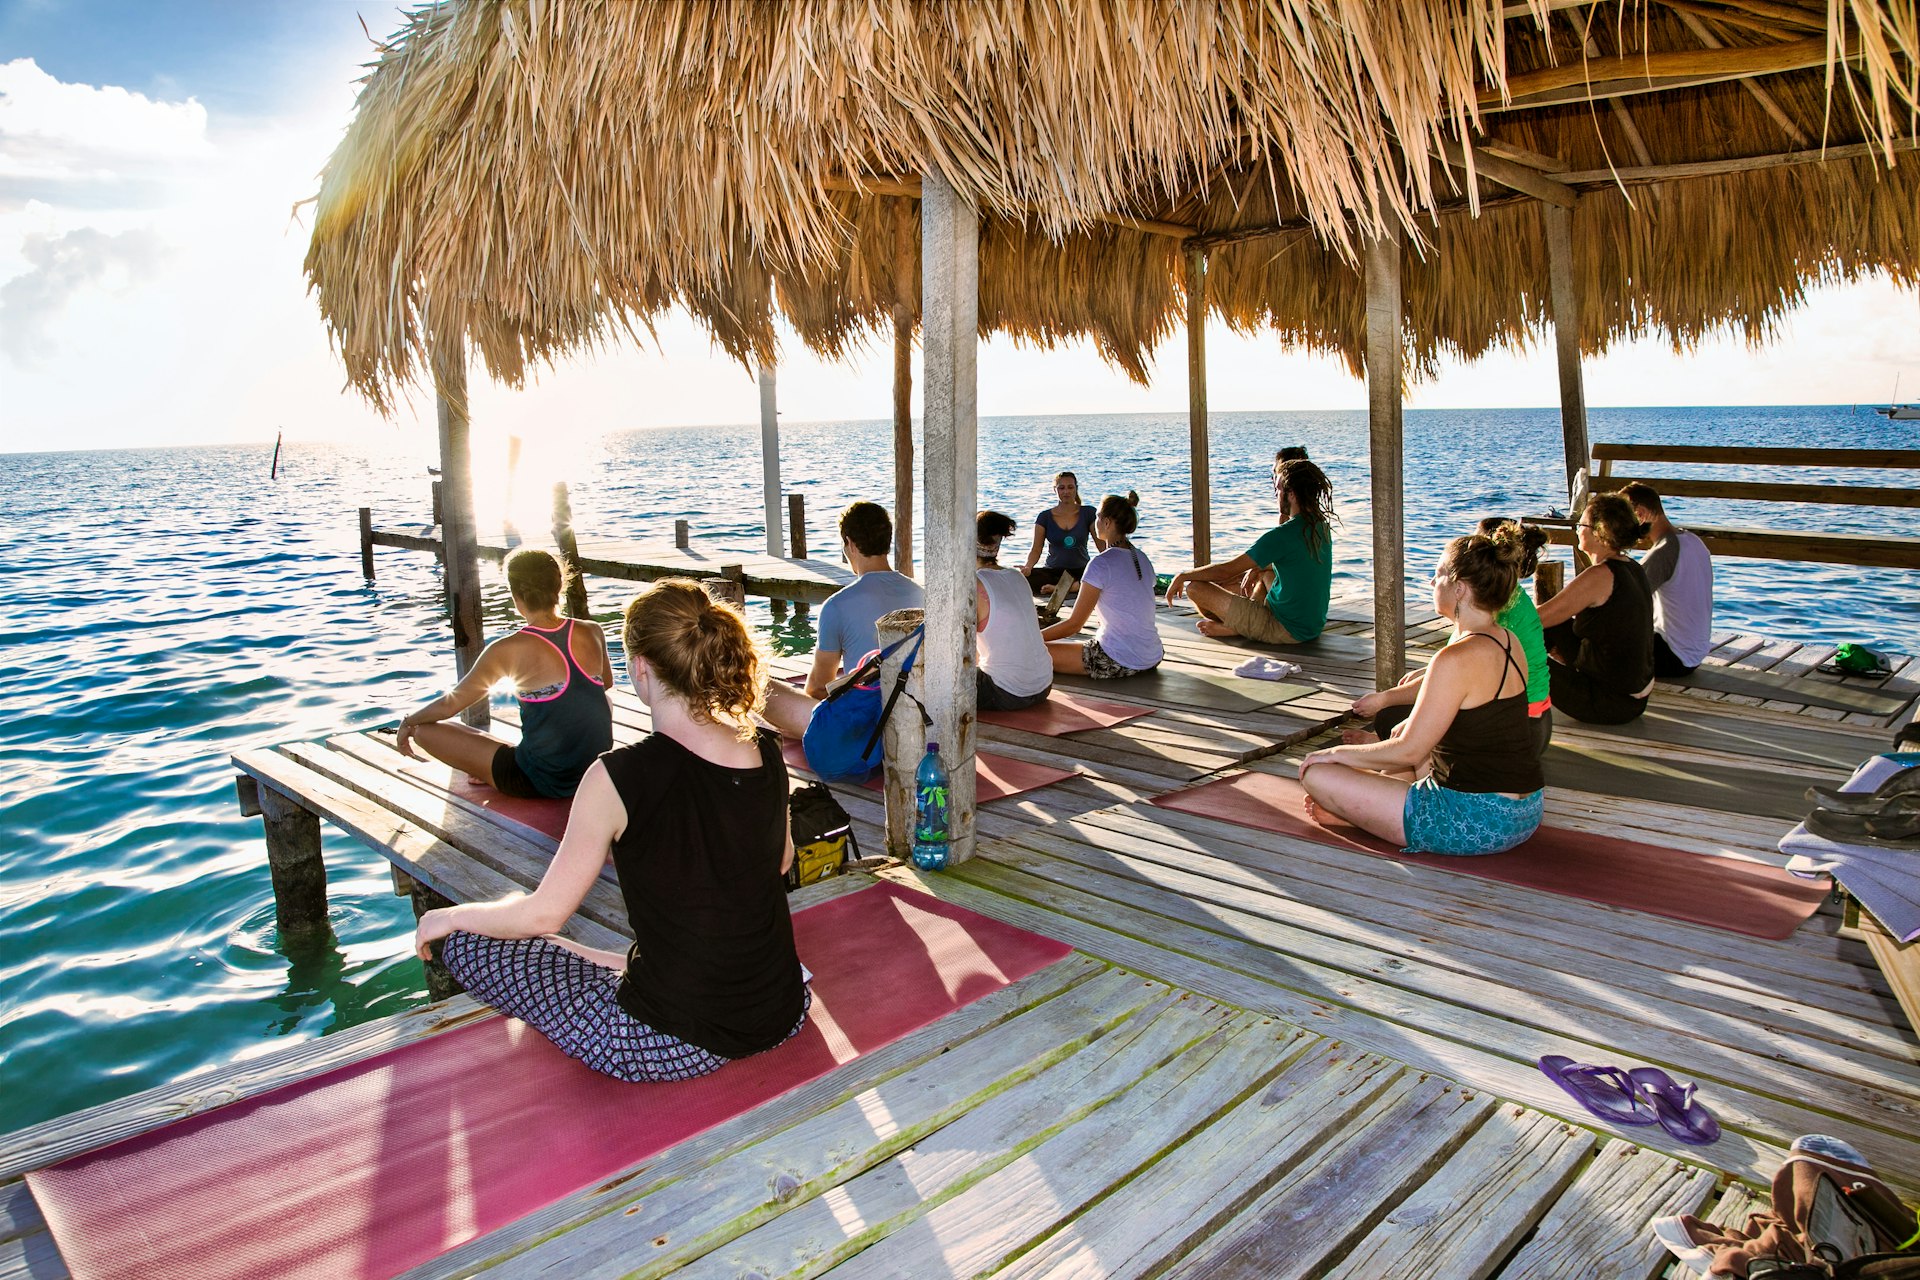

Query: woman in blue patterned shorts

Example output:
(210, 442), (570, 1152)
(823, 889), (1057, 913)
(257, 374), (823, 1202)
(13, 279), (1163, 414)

(1298, 526), (1546, 856)
(414, 579), (810, 1081)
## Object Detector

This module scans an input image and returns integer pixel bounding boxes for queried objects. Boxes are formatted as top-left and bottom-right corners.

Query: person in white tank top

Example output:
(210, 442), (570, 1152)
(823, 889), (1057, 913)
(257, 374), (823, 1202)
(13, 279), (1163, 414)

(975, 511), (1054, 711)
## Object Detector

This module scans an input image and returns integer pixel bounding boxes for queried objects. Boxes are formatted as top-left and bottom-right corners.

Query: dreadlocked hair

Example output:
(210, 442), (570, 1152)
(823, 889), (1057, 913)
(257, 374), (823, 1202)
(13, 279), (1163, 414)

(1276, 458), (1337, 557)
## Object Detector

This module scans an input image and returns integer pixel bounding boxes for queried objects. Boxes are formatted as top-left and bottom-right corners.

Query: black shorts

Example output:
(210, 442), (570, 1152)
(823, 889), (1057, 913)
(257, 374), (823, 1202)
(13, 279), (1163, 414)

(1027, 565), (1081, 594)
(489, 743), (544, 798)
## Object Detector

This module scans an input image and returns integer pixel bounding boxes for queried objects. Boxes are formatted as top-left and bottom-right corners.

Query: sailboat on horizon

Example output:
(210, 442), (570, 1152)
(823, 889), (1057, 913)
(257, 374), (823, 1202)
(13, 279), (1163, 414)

(1875, 374), (1920, 420)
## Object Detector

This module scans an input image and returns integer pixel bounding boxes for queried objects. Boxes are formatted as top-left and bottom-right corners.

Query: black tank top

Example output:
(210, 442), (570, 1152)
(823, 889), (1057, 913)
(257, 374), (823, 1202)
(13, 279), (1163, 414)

(1432, 632), (1546, 795)
(1571, 558), (1655, 697)
(602, 729), (805, 1058)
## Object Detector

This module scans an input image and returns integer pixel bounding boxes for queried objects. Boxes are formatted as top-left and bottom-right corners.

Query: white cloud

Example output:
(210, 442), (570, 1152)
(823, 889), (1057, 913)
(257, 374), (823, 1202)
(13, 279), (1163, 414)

(0, 226), (167, 364)
(0, 58), (211, 210)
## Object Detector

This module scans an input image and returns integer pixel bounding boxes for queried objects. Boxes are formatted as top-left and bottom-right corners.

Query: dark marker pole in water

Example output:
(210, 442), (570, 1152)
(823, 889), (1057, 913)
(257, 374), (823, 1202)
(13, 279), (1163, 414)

(270, 429), (283, 480)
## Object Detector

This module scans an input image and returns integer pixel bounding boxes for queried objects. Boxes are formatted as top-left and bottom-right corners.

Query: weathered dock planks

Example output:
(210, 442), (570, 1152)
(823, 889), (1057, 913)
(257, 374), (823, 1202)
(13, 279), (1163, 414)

(6, 600), (1919, 1277)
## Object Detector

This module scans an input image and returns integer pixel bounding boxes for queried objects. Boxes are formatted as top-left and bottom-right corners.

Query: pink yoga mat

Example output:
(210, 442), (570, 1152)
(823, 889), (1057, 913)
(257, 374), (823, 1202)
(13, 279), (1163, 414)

(28, 884), (1072, 1280)
(780, 738), (1075, 800)
(980, 689), (1153, 735)
(1151, 772), (1828, 941)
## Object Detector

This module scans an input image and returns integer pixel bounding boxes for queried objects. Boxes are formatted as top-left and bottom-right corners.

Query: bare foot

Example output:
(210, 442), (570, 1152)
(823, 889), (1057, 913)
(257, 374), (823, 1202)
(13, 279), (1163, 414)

(1341, 728), (1379, 746)
(1195, 619), (1237, 638)
(1302, 793), (1320, 822)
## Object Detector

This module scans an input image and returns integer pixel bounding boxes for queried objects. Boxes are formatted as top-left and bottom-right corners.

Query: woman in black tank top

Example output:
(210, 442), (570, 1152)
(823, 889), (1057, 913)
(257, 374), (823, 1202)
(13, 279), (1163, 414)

(1535, 493), (1655, 725)
(394, 548), (614, 797)
(412, 579), (808, 1082)
(1299, 528), (1546, 857)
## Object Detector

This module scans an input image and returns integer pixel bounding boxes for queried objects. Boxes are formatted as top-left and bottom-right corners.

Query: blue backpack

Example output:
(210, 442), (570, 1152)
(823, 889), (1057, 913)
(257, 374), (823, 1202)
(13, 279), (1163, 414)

(801, 625), (924, 783)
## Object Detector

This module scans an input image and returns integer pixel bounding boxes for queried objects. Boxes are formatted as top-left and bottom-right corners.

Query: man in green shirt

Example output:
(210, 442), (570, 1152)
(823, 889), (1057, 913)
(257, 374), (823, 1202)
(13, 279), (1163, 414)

(1167, 458), (1335, 644)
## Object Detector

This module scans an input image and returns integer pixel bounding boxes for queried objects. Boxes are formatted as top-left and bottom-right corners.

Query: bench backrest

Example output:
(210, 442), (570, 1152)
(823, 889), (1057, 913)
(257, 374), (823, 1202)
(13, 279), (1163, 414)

(1541, 443), (1920, 570)
(1589, 443), (1920, 511)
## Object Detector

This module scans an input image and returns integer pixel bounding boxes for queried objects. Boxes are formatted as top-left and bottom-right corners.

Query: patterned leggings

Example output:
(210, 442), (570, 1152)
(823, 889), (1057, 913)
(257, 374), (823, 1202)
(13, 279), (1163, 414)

(440, 932), (809, 1083)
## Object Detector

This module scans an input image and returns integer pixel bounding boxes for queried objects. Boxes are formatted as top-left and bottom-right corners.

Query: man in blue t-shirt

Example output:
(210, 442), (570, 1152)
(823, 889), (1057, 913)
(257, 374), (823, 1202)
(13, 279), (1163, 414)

(805, 502), (924, 697)
(1166, 457), (1335, 645)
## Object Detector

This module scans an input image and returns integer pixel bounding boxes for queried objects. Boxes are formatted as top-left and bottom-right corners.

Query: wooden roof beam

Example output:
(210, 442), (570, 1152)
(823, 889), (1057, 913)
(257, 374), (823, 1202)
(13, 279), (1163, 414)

(1438, 140), (1581, 207)
(819, 175), (1195, 240)
(1661, 0), (1813, 41)
(1482, 36), (1838, 111)
(1476, 138), (1572, 172)
(1667, 5), (1811, 144)
(1558, 133), (1920, 184)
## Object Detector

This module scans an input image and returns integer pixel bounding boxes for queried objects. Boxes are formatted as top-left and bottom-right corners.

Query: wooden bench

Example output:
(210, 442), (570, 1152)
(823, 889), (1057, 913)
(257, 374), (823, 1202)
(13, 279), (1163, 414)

(1541, 443), (1920, 570)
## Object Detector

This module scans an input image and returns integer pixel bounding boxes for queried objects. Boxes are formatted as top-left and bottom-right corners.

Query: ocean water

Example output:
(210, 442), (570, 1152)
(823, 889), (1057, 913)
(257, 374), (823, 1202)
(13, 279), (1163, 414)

(2, 406), (1915, 1136)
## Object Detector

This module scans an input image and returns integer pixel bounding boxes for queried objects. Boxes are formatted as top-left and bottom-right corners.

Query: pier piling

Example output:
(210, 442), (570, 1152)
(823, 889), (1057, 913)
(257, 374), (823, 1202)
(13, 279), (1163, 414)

(550, 482), (591, 618)
(788, 493), (808, 560)
(358, 507), (375, 580)
(674, 519), (690, 550)
(252, 782), (330, 937)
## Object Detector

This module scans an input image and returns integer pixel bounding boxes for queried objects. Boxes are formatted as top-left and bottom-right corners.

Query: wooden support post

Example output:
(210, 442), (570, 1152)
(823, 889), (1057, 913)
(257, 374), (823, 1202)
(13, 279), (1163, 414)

(433, 337), (488, 728)
(255, 783), (330, 937)
(705, 569), (746, 610)
(550, 482), (590, 618)
(1535, 559), (1565, 605)
(674, 519), (690, 549)
(408, 880), (460, 1002)
(920, 171), (979, 865)
(788, 493), (807, 559)
(431, 480), (443, 528)
(760, 363), (782, 558)
(358, 507), (375, 580)
(1544, 202), (1590, 502)
(893, 303), (915, 574)
(1365, 228), (1407, 690)
(1186, 245), (1212, 565)
(876, 609), (926, 859)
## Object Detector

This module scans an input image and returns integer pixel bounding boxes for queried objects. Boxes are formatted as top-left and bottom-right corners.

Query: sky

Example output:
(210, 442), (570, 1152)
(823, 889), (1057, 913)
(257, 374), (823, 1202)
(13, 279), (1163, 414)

(2, 0), (1918, 458)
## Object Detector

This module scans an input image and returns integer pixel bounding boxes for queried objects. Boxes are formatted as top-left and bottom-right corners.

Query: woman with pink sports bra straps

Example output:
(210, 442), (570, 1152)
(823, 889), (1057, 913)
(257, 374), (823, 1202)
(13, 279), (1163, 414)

(395, 548), (615, 798)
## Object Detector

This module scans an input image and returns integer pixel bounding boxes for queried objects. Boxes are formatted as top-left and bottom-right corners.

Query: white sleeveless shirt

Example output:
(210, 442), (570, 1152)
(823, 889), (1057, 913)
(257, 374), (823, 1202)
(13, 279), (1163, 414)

(976, 568), (1054, 697)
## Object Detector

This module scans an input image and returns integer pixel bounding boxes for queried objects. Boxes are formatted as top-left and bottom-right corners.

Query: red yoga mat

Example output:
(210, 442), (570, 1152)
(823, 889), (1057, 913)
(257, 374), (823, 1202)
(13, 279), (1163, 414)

(1150, 772), (1827, 941)
(28, 883), (1072, 1280)
(780, 738), (1075, 801)
(980, 689), (1154, 735)
(447, 776), (571, 841)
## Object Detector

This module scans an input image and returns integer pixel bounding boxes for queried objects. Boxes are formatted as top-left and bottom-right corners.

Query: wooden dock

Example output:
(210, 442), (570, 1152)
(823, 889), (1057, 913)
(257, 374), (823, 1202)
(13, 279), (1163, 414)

(5, 595), (1917, 1278)
(366, 522), (856, 605)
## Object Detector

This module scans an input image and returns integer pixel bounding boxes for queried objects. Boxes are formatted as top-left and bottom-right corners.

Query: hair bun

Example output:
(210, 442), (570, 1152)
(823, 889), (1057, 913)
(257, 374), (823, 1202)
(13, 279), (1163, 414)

(1126, 490), (1140, 506)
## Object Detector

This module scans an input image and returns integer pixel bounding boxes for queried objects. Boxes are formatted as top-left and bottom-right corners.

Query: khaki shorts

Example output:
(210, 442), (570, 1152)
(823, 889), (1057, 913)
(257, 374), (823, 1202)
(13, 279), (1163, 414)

(1217, 590), (1301, 645)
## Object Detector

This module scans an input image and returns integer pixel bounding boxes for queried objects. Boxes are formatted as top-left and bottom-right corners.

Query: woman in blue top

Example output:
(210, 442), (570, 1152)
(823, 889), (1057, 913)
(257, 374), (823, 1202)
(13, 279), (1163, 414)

(1166, 458), (1335, 644)
(1019, 471), (1097, 594)
(396, 548), (615, 798)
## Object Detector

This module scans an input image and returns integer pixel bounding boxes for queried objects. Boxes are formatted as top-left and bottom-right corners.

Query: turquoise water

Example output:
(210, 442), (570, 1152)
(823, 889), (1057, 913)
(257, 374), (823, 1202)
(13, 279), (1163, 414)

(2, 406), (1915, 1136)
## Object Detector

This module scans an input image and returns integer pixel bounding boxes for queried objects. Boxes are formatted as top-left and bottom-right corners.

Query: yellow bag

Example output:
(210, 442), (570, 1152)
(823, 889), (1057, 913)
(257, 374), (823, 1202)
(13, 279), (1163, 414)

(786, 782), (856, 890)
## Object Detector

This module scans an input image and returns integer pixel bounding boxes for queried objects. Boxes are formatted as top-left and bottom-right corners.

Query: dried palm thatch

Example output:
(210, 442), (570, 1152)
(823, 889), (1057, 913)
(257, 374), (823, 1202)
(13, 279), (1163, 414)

(306, 0), (1919, 411)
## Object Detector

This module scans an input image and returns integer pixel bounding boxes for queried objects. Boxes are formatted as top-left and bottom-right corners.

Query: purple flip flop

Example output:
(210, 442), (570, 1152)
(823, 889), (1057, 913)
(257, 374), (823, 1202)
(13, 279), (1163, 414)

(1538, 1055), (1658, 1126)
(1628, 1066), (1721, 1145)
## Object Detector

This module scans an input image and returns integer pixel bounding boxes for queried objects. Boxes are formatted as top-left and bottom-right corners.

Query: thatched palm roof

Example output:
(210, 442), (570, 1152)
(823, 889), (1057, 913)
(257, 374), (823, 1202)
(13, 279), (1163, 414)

(306, 0), (1919, 409)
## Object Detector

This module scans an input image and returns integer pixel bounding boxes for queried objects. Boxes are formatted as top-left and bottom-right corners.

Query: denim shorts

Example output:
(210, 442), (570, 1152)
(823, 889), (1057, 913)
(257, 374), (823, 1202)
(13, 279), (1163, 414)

(1401, 777), (1545, 856)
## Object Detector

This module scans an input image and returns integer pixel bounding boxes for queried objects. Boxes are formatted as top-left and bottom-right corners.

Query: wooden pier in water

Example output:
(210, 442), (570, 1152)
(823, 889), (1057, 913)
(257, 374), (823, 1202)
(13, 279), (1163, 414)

(5, 590), (1918, 1278)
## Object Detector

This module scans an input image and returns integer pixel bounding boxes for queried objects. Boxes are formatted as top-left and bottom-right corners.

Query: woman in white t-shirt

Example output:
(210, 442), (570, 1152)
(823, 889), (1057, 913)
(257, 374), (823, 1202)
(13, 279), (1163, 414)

(1041, 492), (1163, 679)
(975, 511), (1055, 711)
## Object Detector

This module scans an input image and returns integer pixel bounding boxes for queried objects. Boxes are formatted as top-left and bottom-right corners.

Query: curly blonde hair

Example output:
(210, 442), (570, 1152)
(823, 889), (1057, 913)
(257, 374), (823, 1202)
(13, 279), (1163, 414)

(621, 579), (767, 739)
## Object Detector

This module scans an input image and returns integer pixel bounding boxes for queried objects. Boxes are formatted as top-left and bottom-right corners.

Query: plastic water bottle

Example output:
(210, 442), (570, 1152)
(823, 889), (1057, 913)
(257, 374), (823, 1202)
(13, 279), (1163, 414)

(911, 742), (951, 871)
